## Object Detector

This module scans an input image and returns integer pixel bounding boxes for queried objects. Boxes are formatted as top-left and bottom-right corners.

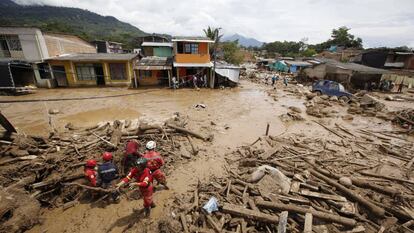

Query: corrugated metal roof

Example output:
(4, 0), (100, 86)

(173, 62), (213, 67)
(46, 53), (138, 61)
(172, 36), (214, 43)
(284, 60), (312, 66)
(137, 56), (173, 67)
(141, 42), (173, 47)
(319, 58), (388, 74)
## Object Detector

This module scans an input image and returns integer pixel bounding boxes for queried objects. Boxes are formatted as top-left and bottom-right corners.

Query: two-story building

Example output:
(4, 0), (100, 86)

(135, 42), (173, 86)
(172, 37), (215, 87)
(0, 27), (96, 90)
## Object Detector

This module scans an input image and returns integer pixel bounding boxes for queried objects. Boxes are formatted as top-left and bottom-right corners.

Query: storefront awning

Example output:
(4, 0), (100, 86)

(173, 62), (213, 68)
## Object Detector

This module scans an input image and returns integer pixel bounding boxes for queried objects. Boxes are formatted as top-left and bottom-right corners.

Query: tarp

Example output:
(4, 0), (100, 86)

(215, 68), (240, 83)
(381, 74), (414, 87)
(274, 61), (288, 72)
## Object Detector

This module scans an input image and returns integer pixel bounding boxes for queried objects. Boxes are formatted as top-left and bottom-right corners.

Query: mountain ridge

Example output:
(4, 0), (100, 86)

(223, 33), (263, 47)
(0, 0), (147, 48)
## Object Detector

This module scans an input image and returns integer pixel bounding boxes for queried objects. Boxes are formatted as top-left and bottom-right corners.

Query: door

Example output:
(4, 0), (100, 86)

(52, 66), (68, 87)
(94, 64), (105, 86)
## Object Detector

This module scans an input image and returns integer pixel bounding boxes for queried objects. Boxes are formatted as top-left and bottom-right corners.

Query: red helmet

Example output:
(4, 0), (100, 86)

(102, 152), (113, 161)
(85, 159), (97, 167)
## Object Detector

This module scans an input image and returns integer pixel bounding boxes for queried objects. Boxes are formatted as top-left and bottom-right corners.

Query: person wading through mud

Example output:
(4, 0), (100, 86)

(143, 141), (169, 190)
(123, 140), (142, 176)
(116, 158), (154, 217)
(97, 152), (120, 201)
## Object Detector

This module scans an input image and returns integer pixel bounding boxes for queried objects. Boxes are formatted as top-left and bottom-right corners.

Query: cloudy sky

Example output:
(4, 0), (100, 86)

(14, 0), (414, 48)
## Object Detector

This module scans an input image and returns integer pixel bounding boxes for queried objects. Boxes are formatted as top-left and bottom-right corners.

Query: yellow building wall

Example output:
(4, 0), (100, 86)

(47, 60), (133, 87)
(175, 42), (210, 64)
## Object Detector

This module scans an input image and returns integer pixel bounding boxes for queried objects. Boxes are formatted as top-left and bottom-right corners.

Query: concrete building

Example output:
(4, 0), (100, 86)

(0, 27), (96, 89)
(46, 53), (138, 87)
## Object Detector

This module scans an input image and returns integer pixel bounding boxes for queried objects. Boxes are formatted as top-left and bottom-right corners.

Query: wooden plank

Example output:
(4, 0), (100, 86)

(277, 211), (288, 233)
(180, 213), (189, 233)
(222, 203), (279, 223)
(304, 213), (313, 233)
(0, 111), (17, 133)
(256, 200), (356, 227)
(300, 189), (347, 202)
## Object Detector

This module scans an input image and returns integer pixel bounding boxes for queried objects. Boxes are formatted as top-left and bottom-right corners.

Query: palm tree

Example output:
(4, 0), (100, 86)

(203, 26), (222, 88)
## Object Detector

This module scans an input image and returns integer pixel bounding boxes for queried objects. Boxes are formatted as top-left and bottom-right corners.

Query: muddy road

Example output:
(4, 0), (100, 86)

(1, 80), (412, 232)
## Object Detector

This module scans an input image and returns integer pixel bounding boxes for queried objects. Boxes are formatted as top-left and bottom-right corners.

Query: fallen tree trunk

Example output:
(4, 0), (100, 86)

(62, 182), (115, 193)
(166, 124), (208, 141)
(310, 169), (385, 218)
(222, 203), (279, 223)
(314, 167), (401, 197)
(256, 200), (356, 227)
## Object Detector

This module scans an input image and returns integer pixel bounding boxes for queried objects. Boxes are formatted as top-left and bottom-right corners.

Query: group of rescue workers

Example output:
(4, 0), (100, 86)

(83, 140), (167, 217)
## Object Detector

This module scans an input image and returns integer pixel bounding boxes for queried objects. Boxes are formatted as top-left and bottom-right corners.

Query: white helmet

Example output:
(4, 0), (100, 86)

(146, 141), (156, 150)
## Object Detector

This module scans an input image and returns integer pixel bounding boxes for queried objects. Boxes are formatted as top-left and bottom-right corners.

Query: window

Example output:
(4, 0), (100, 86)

(184, 43), (198, 54)
(38, 63), (52, 79)
(0, 35), (22, 51)
(75, 64), (97, 81)
(329, 83), (339, 90)
(109, 63), (127, 80)
(140, 70), (152, 78)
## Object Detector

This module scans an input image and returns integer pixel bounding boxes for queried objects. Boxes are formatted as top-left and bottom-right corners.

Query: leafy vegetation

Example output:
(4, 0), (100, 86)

(0, 0), (147, 48)
(222, 41), (244, 65)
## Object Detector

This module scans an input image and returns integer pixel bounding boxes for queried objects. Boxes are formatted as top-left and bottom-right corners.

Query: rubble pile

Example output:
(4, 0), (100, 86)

(393, 109), (414, 130)
(169, 122), (414, 233)
(0, 115), (212, 233)
(305, 94), (343, 118)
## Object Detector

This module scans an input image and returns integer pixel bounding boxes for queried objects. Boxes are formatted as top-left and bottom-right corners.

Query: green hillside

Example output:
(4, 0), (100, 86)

(0, 0), (147, 48)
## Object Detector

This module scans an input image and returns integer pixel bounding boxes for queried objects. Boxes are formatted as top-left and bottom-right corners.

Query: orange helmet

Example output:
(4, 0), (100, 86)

(102, 152), (113, 161)
(85, 159), (97, 167)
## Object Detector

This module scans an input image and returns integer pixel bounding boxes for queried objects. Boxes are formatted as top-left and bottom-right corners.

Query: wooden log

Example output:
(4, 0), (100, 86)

(0, 111), (17, 133)
(109, 120), (123, 148)
(187, 136), (199, 155)
(256, 200), (356, 227)
(277, 211), (288, 233)
(314, 167), (400, 197)
(91, 132), (116, 148)
(32, 172), (84, 189)
(299, 189), (347, 202)
(205, 214), (221, 233)
(180, 213), (189, 233)
(62, 200), (79, 210)
(360, 171), (414, 185)
(62, 182), (115, 193)
(304, 213), (313, 233)
(248, 198), (259, 211)
(0, 155), (38, 166)
(222, 203), (279, 223)
(310, 169), (385, 218)
(166, 123), (208, 141)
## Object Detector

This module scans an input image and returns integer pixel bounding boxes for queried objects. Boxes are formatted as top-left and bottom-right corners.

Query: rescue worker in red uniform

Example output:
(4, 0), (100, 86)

(116, 158), (154, 216)
(84, 159), (97, 187)
(142, 141), (169, 190)
(123, 139), (142, 175)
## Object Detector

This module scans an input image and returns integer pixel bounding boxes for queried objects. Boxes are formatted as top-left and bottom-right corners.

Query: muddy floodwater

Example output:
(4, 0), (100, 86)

(1, 80), (412, 233)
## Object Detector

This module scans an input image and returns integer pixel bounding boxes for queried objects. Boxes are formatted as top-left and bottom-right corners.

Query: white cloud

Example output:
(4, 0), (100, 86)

(13, 0), (414, 48)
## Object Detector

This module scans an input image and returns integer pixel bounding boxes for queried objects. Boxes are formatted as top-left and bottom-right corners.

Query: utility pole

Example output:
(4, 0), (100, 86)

(212, 28), (221, 89)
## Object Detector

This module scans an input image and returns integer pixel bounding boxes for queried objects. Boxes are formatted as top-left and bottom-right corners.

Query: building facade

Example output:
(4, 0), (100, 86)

(172, 37), (214, 87)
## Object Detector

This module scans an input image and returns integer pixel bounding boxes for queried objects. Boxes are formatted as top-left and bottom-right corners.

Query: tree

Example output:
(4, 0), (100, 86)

(222, 41), (244, 65)
(203, 26), (223, 56)
(301, 48), (317, 57)
(330, 26), (363, 48)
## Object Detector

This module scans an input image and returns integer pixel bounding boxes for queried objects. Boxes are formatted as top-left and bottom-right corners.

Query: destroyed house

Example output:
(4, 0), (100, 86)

(172, 37), (215, 87)
(354, 50), (414, 70)
(45, 53), (138, 87)
(0, 27), (96, 89)
(303, 59), (388, 89)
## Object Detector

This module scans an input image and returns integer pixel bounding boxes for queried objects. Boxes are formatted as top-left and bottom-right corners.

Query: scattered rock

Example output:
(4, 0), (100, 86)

(48, 109), (60, 115)
(385, 95), (394, 101)
(288, 106), (302, 113)
(339, 177), (353, 187)
(342, 115), (354, 121)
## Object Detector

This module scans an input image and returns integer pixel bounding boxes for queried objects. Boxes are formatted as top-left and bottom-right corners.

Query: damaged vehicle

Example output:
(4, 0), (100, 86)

(312, 80), (353, 101)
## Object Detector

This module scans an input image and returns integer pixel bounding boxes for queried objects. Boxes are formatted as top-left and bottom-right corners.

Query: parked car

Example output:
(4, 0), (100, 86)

(312, 80), (353, 101)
